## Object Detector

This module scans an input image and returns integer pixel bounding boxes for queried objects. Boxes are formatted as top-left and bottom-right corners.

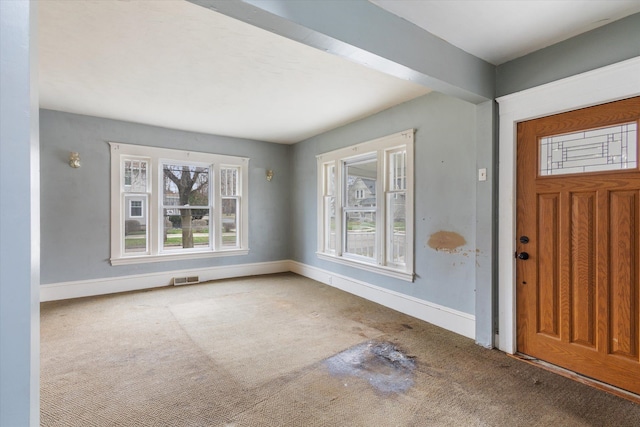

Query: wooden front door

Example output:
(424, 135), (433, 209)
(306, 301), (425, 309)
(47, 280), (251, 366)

(516, 96), (640, 394)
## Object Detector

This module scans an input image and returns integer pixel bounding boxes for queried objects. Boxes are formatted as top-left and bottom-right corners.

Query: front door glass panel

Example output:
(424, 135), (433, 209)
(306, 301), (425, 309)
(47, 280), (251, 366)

(539, 122), (637, 176)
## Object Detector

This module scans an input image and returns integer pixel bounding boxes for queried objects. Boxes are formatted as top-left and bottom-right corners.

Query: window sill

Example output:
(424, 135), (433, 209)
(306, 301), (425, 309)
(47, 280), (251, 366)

(111, 248), (249, 266)
(316, 252), (414, 282)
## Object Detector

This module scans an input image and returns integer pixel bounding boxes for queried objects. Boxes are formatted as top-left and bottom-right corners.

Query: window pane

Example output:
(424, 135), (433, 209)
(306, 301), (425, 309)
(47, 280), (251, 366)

(163, 208), (210, 250)
(325, 164), (335, 196)
(124, 161), (131, 186)
(388, 192), (406, 265)
(346, 159), (377, 208)
(389, 150), (406, 191)
(221, 198), (238, 247)
(123, 159), (148, 192)
(124, 195), (147, 254)
(324, 196), (336, 253)
(221, 167), (238, 197)
(539, 122), (637, 175)
(130, 200), (142, 217)
(345, 211), (376, 259)
(163, 164), (209, 206)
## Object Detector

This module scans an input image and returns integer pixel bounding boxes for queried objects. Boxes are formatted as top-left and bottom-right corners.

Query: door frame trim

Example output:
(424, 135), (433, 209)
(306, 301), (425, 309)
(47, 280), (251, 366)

(496, 56), (640, 354)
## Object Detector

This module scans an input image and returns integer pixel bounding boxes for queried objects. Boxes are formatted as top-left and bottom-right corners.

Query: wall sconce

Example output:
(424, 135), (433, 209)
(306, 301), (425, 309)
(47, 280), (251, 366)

(69, 152), (81, 168)
(266, 169), (274, 182)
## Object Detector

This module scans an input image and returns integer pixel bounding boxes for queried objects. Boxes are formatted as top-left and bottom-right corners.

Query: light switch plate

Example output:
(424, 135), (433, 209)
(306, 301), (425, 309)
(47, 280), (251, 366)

(478, 168), (487, 181)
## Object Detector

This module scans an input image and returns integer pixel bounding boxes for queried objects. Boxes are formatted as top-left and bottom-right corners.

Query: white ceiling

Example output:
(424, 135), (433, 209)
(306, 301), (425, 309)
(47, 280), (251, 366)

(38, 0), (431, 144)
(372, 0), (640, 65)
(38, 0), (640, 144)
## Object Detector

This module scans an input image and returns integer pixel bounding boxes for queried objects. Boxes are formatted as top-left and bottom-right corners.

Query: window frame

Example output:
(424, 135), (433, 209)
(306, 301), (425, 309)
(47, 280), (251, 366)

(316, 130), (414, 281)
(342, 155), (379, 262)
(110, 142), (249, 265)
(219, 165), (242, 249)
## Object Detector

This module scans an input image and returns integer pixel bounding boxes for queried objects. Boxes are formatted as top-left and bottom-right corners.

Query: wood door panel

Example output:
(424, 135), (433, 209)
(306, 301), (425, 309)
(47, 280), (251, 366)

(537, 194), (560, 337)
(570, 192), (596, 347)
(532, 96), (640, 138)
(537, 174), (640, 193)
(531, 337), (640, 393)
(517, 96), (640, 395)
(609, 190), (639, 360)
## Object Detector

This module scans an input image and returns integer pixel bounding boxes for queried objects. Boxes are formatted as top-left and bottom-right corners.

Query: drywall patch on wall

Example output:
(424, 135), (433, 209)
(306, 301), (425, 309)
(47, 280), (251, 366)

(428, 231), (466, 253)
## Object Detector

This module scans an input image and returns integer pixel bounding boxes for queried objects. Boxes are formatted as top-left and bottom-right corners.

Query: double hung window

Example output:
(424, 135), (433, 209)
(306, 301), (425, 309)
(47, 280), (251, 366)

(317, 130), (414, 281)
(110, 142), (249, 265)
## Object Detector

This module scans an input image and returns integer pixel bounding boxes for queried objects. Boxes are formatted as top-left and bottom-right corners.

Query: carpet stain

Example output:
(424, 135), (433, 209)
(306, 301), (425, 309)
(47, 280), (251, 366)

(324, 341), (416, 394)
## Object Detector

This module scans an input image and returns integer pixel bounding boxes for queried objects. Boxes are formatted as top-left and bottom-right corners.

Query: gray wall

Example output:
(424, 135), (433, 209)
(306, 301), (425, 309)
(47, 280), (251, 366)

(41, 92), (495, 343)
(0, 1), (40, 425)
(496, 12), (640, 97)
(291, 92), (484, 316)
(40, 110), (291, 284)
(474, 100), (495, 346)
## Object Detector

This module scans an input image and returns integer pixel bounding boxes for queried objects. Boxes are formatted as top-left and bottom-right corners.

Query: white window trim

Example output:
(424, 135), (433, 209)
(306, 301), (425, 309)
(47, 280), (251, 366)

(316, 129), (414, 282)
(110, 142), (249, 265)
(219, 165), (242, 250)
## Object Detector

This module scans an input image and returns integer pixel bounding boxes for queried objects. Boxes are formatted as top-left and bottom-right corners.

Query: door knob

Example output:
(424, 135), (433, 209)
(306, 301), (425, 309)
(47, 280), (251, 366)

(517, 252), (529, 260)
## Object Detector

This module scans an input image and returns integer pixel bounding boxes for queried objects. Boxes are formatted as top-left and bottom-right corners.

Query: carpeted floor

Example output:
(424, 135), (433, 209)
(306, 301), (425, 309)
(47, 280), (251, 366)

(41, 273), (640, 426)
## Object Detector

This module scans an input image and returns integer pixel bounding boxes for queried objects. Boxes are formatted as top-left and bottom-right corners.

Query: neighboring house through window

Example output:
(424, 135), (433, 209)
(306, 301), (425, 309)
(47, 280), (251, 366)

(110, 142), (249, 265)
(316, 130), (414, 281)
(129, 200), (143, 218)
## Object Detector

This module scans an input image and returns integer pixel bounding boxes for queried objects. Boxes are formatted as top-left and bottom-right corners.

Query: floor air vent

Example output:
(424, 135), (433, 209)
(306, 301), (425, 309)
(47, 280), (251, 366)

(173, 276), (200, 286)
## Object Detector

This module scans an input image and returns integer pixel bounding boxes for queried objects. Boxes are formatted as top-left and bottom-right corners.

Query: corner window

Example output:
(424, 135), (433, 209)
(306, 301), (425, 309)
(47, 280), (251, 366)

(316, 130), (414, 281)
(110, 142), (249, 265)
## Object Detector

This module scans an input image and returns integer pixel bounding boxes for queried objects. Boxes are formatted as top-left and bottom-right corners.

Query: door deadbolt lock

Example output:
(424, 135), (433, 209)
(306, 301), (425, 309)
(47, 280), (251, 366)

(519, 236), (530, 244)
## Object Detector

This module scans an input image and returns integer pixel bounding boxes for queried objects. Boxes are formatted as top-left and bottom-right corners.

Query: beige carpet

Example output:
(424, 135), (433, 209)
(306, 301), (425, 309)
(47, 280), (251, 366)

(41, 273), (640, 426)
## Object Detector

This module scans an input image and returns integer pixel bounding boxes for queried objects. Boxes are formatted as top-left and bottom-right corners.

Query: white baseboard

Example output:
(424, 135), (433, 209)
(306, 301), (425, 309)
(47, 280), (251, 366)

(41, 259), (475, 340)
(40, 260), (290, 302)
(289, 261), (476, 340)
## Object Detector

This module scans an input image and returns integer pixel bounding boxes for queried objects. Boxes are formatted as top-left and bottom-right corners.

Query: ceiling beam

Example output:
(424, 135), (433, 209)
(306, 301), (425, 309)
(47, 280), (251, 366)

(189, 0), (495, 104)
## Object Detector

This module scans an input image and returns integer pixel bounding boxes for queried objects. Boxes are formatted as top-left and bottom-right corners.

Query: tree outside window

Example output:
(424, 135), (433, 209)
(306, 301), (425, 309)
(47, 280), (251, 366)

(163, 164), (210, 249)
(109, 142), (249, 265)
